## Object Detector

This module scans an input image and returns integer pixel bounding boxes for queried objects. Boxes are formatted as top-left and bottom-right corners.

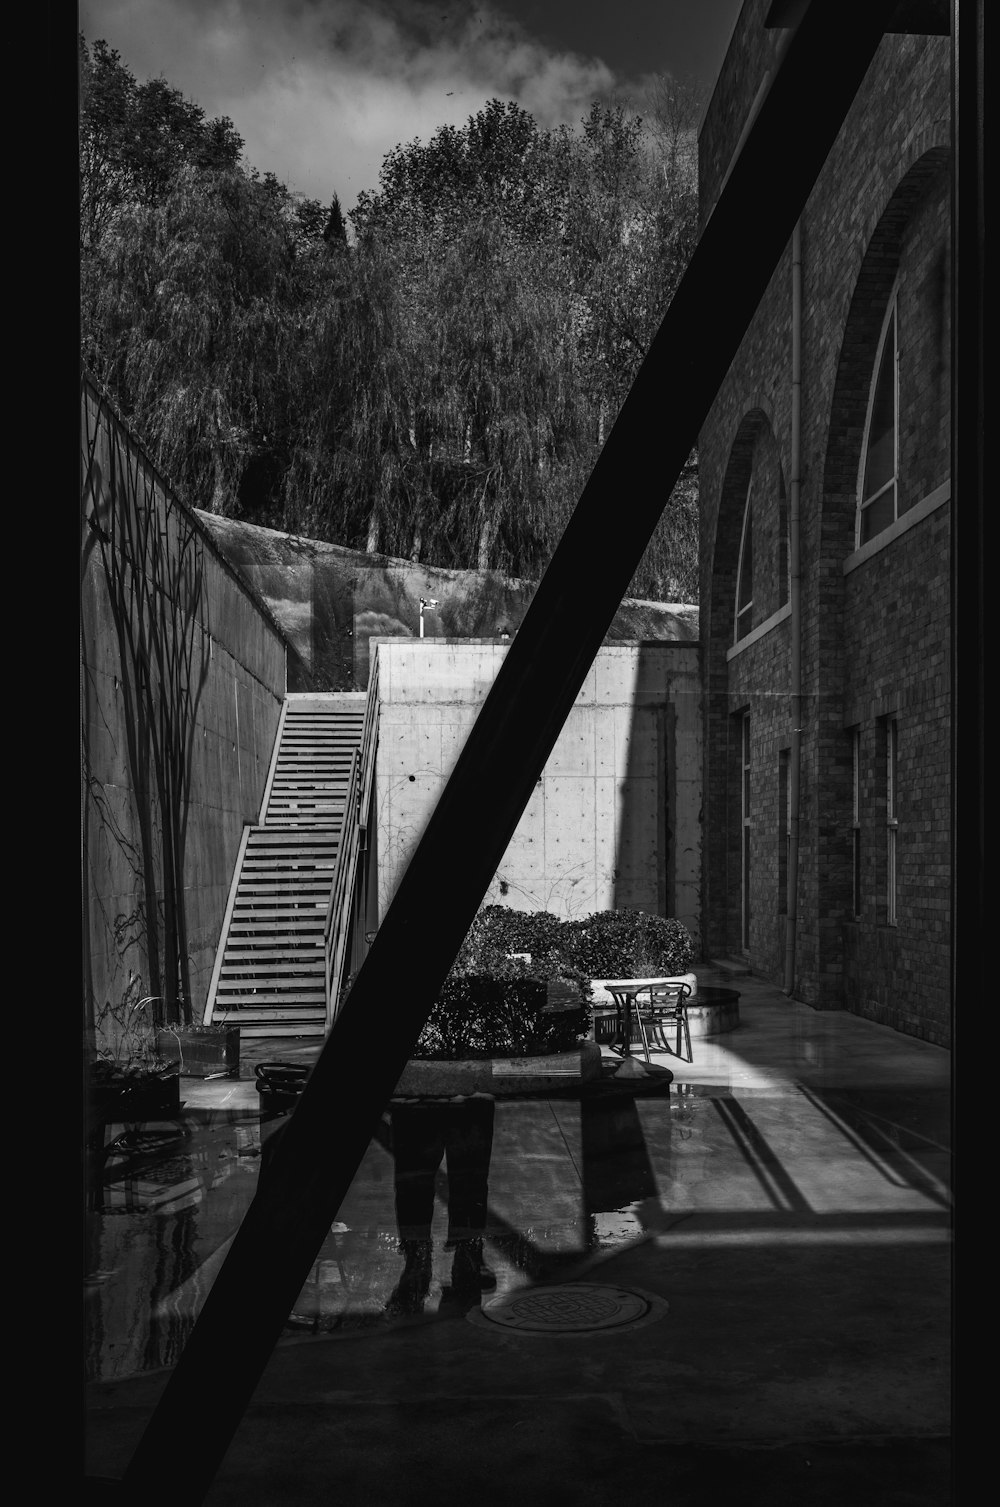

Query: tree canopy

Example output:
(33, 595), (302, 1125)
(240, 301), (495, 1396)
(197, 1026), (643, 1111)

(80, 41), (702, 601)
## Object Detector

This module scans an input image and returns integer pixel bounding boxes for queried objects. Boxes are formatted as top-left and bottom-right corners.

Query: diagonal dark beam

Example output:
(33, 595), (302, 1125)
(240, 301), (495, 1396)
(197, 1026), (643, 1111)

(118, 4), (898, 1500)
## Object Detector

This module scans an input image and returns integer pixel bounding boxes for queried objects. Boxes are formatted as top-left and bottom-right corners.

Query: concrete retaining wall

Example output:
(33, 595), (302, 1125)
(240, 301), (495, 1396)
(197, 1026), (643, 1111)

(81, 379), (288, 1035)
(197, 512), (699, 692)
(373, 640), (702, 943)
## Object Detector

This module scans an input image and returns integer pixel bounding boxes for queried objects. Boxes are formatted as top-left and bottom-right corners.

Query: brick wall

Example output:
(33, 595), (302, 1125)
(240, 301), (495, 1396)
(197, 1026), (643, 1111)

(698, 14), (951, 1045)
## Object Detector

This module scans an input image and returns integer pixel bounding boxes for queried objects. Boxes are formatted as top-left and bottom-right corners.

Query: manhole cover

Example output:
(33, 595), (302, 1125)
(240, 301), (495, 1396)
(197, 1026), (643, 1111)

(469, 1283), (667, 1335)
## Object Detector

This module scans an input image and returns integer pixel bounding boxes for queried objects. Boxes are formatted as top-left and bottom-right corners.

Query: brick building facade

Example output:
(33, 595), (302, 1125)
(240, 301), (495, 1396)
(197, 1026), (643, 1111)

(698, 3), (951, 1045)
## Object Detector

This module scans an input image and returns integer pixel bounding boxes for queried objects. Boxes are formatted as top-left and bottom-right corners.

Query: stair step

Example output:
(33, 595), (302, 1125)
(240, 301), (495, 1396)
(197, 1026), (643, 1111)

(220, 960), (324, 975)
(213, 1006), (328, 1018)
(216, 1014), (326, 1025)
(213, 992), (327, 1007)
(223, 951), (324, 964)
(227, 915), (327, 927)
(216, 1024), (326, 1036)
(247, 833), (341, 845)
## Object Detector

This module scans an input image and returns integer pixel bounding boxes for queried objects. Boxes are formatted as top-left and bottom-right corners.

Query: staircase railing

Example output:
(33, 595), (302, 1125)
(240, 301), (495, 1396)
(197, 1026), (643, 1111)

(256, 699), (289, 825)
(358, 647), (380, 840)
(203, 825), (252, 1024)
(323, 748), (360, 1031)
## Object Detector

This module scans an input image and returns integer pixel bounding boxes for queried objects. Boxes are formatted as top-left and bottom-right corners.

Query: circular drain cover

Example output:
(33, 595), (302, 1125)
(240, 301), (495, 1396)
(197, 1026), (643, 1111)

(470, 1283), (667, 1335)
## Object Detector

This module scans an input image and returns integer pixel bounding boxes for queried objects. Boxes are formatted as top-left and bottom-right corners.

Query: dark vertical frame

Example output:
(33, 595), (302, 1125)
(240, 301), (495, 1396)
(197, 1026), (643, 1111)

(950, 1), (984, 1033)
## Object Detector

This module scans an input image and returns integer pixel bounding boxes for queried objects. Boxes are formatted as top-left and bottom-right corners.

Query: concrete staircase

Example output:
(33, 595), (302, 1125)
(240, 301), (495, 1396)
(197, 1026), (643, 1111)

(204, 694), (366, 1040)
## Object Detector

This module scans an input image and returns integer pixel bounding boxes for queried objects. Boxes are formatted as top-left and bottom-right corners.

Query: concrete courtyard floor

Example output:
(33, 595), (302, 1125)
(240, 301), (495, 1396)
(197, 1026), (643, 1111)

(84, 970), (952, 1504)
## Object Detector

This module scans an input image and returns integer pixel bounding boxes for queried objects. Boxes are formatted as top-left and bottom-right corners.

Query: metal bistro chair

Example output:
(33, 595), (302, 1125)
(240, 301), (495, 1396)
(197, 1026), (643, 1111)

(637, 982), (694, 1063)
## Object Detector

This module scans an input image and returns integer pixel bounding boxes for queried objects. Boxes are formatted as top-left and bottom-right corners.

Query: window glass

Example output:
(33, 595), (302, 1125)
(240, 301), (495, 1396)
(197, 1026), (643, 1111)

(778, 476), (789, 608)
(862, 333), (896, 498)
(858, 298), (898, 545)
(735, 481), (753, 639)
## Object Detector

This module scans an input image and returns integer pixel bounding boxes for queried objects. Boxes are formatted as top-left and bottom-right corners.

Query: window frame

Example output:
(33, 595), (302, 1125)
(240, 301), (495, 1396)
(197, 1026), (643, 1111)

(777, 473), (790, 610)
(851, 727), (862, 919)
(741, 711), (752, 951)
(885, 717), (898, 926)
(734, 476), (754, 643)
(778, 747), (790, 915)
(856, 288), (900, 548)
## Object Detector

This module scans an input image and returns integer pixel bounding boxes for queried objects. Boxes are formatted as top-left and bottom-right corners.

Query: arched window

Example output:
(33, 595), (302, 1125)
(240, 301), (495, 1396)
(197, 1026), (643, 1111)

(734, 477), (753, 641)
(777, 472), (789, 608)
(857, 292), (898, 545)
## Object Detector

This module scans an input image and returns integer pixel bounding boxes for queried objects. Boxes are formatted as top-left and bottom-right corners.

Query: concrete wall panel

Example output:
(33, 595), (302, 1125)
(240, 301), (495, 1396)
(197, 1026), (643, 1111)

(373, 640), (701, 942)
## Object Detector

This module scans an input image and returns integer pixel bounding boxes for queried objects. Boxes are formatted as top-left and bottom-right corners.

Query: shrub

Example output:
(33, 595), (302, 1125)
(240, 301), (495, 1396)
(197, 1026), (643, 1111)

(342, 905), (694, 1061)
(452, 905), (569, 976)
(561, 910), (696, 979)
(413, 909), (592, 1058)
(412, 974), (590, 1060)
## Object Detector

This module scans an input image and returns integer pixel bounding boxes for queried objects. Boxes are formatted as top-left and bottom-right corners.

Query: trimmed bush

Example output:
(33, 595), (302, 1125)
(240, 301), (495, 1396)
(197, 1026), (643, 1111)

(561, 910), (696, 979)
(343, 905), (694, 1061)
(408, 907), (592, 1060)
(453, 905), (574, 977)
(413, 974), (590, 1060)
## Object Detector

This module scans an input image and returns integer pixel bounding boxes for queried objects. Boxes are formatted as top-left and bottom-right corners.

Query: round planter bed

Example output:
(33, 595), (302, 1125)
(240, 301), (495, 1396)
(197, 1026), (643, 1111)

(590, 972), (699, 1006)
(686, 985), (741, 1037)
(393, 1039), (603, 1097)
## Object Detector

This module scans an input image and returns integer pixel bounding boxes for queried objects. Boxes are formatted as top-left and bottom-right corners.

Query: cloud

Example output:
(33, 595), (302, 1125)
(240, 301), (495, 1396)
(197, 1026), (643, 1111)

(79, 0), (628, 213)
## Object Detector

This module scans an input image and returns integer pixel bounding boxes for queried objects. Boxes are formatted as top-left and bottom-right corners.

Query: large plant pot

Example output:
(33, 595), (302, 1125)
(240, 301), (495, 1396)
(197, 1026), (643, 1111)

(254, 1061), (311, 1114)
(155, 1025), (240, 1079)
(394, 1040), (603, 1097)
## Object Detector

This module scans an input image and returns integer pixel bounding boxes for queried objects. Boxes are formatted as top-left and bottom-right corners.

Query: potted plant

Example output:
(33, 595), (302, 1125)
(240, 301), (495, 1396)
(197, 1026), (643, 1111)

(87, 974), (181, 1131)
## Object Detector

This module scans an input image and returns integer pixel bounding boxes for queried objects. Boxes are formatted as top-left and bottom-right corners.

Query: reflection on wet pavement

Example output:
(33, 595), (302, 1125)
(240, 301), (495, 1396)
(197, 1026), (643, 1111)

(85, 1051), (950, 1380)
(84, 1112), (264, 1382)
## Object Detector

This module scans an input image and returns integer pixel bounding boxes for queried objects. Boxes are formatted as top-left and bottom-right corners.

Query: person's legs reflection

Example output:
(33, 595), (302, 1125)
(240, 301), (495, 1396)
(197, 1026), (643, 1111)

(386, 1103), (443, 1314)
(387, 1097), (496, 1313)
(442, 1097), (496, 1297)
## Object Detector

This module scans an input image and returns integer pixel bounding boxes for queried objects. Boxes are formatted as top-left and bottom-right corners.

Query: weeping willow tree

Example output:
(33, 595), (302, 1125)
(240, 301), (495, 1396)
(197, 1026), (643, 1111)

(82, 40), (702, 599)
(82, 161), (330, 520)
(373, 220), (594, 575)
(348, 94), (702, 595)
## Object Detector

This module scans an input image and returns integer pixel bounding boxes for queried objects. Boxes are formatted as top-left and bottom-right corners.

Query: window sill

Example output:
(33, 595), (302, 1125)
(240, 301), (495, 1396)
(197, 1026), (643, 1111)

(843, 480), (950, 575)
(726, 602), (791, 661)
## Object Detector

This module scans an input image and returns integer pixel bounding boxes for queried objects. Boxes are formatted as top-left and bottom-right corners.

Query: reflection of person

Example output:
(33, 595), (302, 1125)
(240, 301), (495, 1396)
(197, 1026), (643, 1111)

(387, 1096), (496, 1314)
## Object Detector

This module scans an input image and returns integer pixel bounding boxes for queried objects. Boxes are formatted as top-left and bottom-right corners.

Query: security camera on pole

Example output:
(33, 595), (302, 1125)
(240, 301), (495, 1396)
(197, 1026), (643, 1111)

(418, 598), (438, 638)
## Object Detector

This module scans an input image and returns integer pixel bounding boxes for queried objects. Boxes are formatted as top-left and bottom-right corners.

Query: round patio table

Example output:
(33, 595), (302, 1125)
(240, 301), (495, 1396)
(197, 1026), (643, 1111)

(598, 978), (678, 1076)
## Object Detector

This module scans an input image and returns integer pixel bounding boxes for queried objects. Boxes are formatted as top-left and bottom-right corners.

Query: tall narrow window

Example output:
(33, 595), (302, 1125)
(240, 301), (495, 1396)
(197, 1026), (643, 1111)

(741, 712), (752, 951)
(778, 749), (790, 914)
(851, 728), (862, 918)
(886, 718), (898, 925)
(735, 478), (753, 641)
(858, 294), (898, 545)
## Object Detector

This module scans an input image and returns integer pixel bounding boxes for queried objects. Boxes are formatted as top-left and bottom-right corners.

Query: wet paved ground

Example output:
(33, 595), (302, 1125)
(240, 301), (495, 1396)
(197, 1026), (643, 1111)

(84, 971), (952, 1503)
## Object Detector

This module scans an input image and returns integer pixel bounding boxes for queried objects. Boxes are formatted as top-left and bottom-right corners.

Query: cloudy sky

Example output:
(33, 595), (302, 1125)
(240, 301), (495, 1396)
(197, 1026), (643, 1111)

(78, 0), (744, 215)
